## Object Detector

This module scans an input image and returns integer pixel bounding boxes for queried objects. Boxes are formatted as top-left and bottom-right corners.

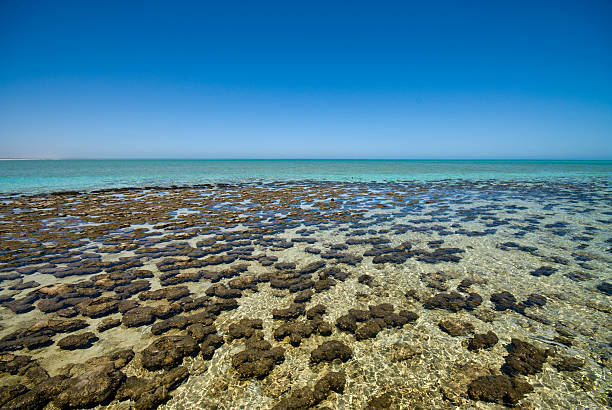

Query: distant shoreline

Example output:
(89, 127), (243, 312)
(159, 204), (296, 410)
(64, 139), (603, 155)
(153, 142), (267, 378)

(1, 158), (611, 161)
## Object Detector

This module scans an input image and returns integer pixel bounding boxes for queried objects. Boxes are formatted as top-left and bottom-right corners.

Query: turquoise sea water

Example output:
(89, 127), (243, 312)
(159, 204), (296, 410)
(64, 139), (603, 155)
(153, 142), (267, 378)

(1, 159), (611, 194)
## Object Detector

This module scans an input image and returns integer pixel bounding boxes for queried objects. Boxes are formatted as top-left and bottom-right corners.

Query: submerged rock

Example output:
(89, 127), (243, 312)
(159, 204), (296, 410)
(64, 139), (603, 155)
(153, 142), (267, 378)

(523, 293), (547, 307)
(54, 364), (125, 408)
(77, 297), (118, 318)
(423, 291), (482, 312)
(310, 340), (352, 363)
(272, 372), (345, 410)
(366, 391), (394, 409)
(467, 374), (533, 405)
(552, 355), (585, 372)
(227, 319), (263, 341)
(438, 320), (474, 337)
(98, 317), (121, 332)
(122, 306), (156, 327)
(490, 291), (524, 313)
(530, 266), (558, 277)
(468, 331), (498, 351)
(272, 303), (305, 320)
(596, 281), (612, 296)
(116, 366), (189, 409)
(503, 338), (548, 375)
(141, 335), (199, 370)
(231, 338), (285, 379)
(58, 332), (98, 350)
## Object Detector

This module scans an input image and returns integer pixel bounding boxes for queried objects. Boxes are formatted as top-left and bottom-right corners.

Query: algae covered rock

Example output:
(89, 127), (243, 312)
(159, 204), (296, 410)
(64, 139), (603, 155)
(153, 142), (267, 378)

(503, 338), (548, 375)
(310, 340), (352, 363)
(468, 374), (533, 405)
(54, 364), (125, 408)
(141, 335), (199, 370)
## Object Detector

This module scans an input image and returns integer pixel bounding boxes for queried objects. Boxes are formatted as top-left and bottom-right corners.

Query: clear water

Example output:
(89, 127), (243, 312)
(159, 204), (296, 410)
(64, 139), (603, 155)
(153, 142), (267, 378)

(1, 159), (611, 194)
(0, 178), (610, 409)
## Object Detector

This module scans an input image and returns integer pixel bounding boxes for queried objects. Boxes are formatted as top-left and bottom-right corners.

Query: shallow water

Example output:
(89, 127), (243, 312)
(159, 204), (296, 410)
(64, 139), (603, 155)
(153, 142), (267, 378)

(0, 179), (610, 409)
(1, 159), (612, 194)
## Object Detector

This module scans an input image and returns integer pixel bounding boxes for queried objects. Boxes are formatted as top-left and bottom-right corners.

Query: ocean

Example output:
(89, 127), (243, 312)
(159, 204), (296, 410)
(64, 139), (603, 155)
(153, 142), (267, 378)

(1, 159), (611, 195)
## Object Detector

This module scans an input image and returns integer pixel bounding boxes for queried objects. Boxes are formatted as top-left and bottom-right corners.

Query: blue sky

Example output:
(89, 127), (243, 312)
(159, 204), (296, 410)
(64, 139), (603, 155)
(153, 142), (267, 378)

(0, 0), (610, 159)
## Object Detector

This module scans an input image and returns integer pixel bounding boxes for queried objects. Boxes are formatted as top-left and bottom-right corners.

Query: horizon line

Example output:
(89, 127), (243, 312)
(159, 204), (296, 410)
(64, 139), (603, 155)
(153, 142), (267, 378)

(2, 158), (612, 161)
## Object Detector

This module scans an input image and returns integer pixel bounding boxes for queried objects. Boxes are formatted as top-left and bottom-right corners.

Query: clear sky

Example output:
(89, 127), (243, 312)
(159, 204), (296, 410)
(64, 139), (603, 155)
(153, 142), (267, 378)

(0, 0), (610, 159)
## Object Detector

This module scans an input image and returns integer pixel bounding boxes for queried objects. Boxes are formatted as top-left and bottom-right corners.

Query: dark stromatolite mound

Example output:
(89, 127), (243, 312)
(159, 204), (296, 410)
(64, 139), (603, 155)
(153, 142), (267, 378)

(320, 266), (351, 281)
(268, 271), (314, 293)
(115, 279), (151, 296)
(205, 283), (242, 299)
(415, 247), (464, 263)
(421, 271), (449, 291)
(366, 392), (394, 409)
(150, 314), (191, 335)
(77, 297), (119, 318)
(298, 260), (326, 274)
(227, 319), (263, 341)
(205, 297), (239, 315)
(200, 264), (247, 283)
(468, 331), (499, 351)
(523, 293), (547, 307)
(274, 262), (296, 270)
(231, 338), (285, 379)
(58, 332), (98, 350)
(274, 321), (317, 346)
(468, 374), (533, 405)
(372, 252), (409, 264)
(141, 335), (199, 370)
(200, 332), (224, 360)
(83, 348), (135, 370)
(552, 355), (585, 372)
(0, 353), (35, 375)
(54, 364), (126, 408)
(160, 271), (203, 286)
(530, 266), (558, 277)
(3, 293), (39, 314)
(310, 340), (352, 363)
(503, 338), (548, 375)
(121, 306), (156, 327)
(139, 286), (190, 301)
(2, 387), (49, 409)
(0, 318), (88, 352)
(307, 304), (326, 319)
(565, 271), (593, 282)
(314, 272), (336, 292)
(355, 320), (386, 340)
(117, 299), (139, 313)
(272, 372), (346, 409)
(0, 384), (29, 406)
(293, 289), (314, 303)
(335, 304), (417, 339)
(489, 291), (525, 313)
(228, 274), (258, 290)
(115, 366), (189, 409)
(336, 315), (358, 333)
(358, 274), (374, 286)
(273, 305), (331, 346)
(272, 303), (306, 320)
(596, 281), (612, 296)
(438, 320), (474, 337)
(423, 291), (482, 312)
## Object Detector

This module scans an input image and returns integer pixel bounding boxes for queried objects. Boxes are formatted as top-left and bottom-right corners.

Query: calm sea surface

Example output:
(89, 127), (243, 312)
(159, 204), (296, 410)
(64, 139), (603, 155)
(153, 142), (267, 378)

(1, 159), (611, 194)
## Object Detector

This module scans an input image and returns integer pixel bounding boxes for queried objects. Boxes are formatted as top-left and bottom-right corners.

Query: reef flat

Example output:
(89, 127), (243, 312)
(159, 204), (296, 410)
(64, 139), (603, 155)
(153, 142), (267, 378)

(0, 180), (610, 409)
